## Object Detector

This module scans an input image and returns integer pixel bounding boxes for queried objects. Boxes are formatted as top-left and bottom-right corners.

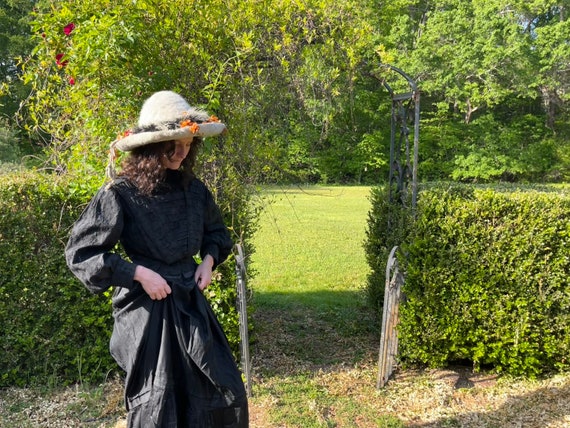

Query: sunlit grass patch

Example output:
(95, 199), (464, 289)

(250, 185), (373, 309)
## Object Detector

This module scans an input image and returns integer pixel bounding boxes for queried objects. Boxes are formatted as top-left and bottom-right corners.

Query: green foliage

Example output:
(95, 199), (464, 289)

(0, 171), (115, 386)
(389, 0), (536, 122)
(382, 0), (570, 181)
(0, 125), (21, 164)
(0, 0), (35, 120)
(367, 183), (570, 376)
(202, 261), (243, 353)
(450, 113), (558, 182)
(364, 186), (414, 311)
(17, 0), (390, 185)
(0, 0), (565, 184)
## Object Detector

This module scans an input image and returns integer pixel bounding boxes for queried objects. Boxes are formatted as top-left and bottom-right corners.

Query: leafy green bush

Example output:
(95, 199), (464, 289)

(0, 172), (114, 386)
(366, 183), (570, 376)
(364, 186), (414, 311)
(0, 171), (248, 386)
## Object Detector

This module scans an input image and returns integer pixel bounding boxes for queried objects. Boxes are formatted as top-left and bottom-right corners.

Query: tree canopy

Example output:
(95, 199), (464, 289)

(1, 0), (568, 183)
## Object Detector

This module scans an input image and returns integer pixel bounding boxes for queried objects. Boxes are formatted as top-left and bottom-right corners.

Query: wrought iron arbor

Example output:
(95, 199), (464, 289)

(382, 65), (420, 209)
(376, 65), (419, 388)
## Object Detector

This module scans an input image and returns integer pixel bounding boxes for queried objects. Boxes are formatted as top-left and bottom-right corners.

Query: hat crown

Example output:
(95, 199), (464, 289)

(137, 90), (209, 128)
(109, 90), (225, 155)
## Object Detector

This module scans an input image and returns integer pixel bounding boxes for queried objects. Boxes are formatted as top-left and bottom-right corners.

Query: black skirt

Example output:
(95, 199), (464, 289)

(111, 276), (248, 427)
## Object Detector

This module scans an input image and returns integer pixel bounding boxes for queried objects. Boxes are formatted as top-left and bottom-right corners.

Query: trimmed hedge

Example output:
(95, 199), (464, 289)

(0, 172), (113, 386)
(0, 171), (244, 386)
(364, 186), (414, 312)
(366, 183), (570, 376)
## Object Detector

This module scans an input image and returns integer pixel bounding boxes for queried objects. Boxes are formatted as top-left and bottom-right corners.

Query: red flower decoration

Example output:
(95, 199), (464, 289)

(117, 130), (132, 139)
(63, 23), (75, 36)
(55, 53), (68, 68)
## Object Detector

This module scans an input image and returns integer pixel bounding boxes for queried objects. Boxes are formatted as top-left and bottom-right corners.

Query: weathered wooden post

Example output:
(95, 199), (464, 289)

(376, 246), (404, 388)
(234, 243), (252, 397)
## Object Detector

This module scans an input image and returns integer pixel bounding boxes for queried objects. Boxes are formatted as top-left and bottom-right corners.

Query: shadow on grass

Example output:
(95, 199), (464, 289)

(249, 289), (570, 427)
(251, 289), (380, 376)
(408, 381), (570, 428)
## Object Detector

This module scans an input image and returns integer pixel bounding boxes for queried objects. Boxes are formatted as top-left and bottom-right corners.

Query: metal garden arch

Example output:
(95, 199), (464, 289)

(376, 65), (419, 388)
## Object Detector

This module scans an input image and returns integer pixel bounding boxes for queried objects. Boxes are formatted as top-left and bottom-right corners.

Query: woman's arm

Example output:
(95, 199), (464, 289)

(199, 187), (234, 269)
(194, 254), (215, 291)
(65, 186), (136, 294)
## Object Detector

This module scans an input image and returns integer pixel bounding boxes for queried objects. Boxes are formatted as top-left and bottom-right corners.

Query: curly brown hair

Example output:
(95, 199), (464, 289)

(119, 138), (202, 195)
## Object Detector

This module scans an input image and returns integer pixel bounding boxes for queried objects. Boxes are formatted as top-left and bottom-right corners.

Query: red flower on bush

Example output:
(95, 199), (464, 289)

(55, 53), (68, 68)
(63, 23), (75, 36)
(69, 77), (75, 85)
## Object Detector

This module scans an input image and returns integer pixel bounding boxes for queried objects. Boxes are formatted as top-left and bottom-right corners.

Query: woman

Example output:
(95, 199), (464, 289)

(65, 91), (249, 427)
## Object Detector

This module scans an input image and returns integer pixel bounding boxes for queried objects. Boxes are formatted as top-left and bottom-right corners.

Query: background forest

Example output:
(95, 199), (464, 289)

(0, 0), (568, 185)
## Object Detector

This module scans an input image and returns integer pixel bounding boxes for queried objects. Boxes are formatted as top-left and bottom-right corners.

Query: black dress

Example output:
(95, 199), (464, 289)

(65, 171), (248, 427)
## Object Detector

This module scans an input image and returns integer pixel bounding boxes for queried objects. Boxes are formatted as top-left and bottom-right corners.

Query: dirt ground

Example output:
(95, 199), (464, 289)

(246, 306), (570, 427)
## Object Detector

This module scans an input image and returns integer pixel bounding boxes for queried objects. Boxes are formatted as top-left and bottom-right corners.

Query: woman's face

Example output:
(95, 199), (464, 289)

(162, 138), (193, 170)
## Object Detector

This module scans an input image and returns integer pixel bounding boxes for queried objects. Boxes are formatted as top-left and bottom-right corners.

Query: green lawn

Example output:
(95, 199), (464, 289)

(249, 185), (373, 309)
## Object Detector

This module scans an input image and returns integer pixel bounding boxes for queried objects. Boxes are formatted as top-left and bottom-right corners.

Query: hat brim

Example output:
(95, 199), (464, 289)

(115, 122), (226, 151)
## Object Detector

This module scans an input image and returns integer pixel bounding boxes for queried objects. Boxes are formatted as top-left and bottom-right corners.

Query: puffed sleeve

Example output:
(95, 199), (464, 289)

(200, 187), (234, 268)
(65, 185), (137, 294)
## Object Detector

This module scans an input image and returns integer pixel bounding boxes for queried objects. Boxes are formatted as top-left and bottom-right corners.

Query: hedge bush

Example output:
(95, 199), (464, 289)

(0, 171), (246, 386)
(364, 186), (414, 311)
(366, 183), (570, 376)
(0, 172), (110, 386)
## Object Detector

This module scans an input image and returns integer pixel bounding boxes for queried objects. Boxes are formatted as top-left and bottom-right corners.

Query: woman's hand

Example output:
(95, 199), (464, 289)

(194, 255), (215, 291)
(134, 265), (172, 300)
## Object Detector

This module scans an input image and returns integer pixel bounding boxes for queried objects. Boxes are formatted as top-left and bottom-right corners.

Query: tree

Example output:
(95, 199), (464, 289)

(17, 0), (570, 184)
(0, 0), (37, 165)
(20, 0), (392, 184)
(0, 0), (35, 120)
(379, 0), (569, 181)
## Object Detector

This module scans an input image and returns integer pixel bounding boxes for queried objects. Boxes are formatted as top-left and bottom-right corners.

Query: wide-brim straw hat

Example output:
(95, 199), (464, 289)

(112, 90), (226, 152)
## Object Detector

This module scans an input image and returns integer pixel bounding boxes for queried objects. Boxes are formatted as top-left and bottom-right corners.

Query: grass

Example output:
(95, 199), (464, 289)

(1, 184), (570, 427)
(247, 185), (402, 427)
(251, 185), (372, 308)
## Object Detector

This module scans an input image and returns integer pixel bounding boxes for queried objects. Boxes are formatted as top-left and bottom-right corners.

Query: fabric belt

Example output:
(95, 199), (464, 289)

(131, 255), (198, 279)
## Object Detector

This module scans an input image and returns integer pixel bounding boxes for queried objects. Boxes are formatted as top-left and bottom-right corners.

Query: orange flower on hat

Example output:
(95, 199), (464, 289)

(180, 120), (200, 133)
